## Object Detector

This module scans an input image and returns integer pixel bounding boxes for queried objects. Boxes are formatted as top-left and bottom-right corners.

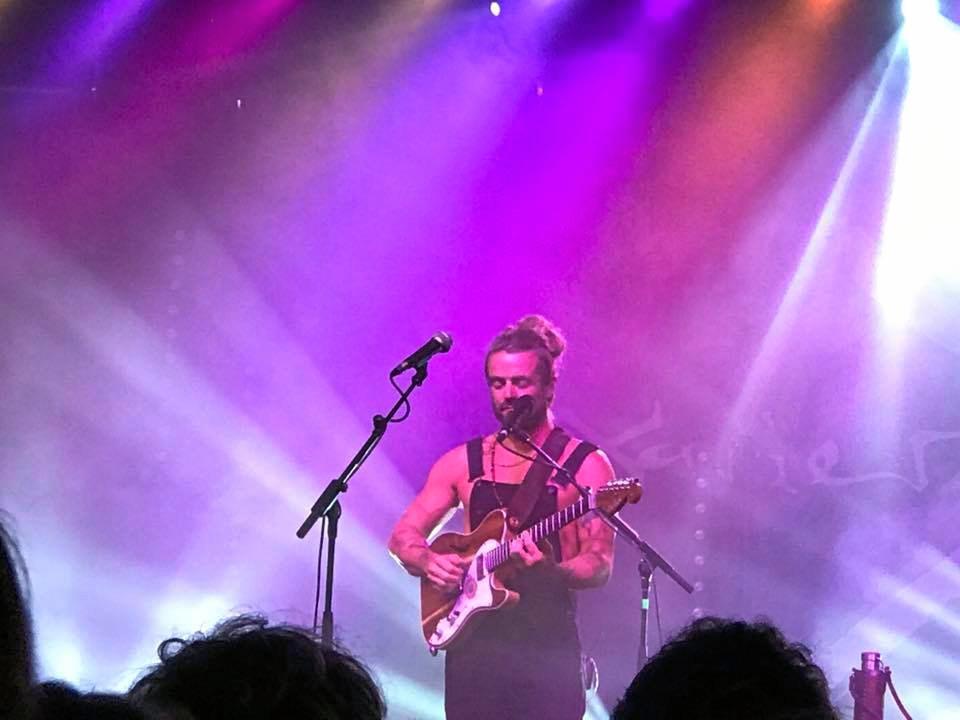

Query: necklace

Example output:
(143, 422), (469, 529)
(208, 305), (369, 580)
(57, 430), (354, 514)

(490, 439), (536, 508)
(490, 440), (508, 508)
(490, 439), (530, 477)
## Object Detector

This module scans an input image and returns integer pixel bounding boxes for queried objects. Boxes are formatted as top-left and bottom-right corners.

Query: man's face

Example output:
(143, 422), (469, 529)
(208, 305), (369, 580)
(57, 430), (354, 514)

(486, 350), (552, 431)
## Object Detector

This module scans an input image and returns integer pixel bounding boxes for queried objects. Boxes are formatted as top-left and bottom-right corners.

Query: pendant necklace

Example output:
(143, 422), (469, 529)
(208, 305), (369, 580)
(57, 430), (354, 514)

(490, 438), (535, 508)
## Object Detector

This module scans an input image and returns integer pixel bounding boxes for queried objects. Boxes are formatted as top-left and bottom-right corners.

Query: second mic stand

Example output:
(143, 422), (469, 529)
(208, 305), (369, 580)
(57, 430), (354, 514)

(500, 426), (694, 671)
(297, 365), (429, 648)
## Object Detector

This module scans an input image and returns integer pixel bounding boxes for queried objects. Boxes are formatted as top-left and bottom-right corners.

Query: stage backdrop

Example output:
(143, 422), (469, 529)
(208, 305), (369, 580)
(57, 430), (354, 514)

(1, 1), (958, 718)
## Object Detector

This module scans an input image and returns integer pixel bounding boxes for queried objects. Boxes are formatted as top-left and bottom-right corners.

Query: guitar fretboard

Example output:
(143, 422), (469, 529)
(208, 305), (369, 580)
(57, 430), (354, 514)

(481, 495), (591, 574)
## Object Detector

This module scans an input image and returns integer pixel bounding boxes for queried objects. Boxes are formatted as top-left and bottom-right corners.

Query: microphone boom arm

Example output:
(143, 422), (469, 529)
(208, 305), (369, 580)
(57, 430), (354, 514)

(297, 365), (428, 539)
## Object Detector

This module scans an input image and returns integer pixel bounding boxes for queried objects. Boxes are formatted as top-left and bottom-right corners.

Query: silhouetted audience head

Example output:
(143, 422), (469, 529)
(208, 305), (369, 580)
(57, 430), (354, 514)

(35, 681), (167, 720)
(129, 614), (385, 720)
(1, 514), (35, 719)
(612, 616), (839, 720)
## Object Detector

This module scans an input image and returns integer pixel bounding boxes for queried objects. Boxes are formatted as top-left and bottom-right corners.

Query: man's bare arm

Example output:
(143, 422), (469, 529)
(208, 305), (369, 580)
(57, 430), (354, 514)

(557, 450), (616, 589)
(388, 447), (469, 591)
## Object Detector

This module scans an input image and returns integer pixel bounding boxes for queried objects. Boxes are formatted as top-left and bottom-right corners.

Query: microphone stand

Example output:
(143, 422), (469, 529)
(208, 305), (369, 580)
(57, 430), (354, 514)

(297, 364), (430, 647)
(637, 554), (653, 669)
(501, 425), (589, 498)
(611, 518), (694, 670)
(501, 425), (694, 671)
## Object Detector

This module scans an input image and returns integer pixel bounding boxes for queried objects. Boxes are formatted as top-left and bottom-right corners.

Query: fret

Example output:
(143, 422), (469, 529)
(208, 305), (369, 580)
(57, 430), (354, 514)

(486, 494), (597, 573)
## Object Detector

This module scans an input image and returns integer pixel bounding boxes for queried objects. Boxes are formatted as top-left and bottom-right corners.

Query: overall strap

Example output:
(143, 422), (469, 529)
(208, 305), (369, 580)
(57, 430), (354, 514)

(506, 427), (570, 532)
(466, 436), (485, 482)
(561, 440), (598, 479)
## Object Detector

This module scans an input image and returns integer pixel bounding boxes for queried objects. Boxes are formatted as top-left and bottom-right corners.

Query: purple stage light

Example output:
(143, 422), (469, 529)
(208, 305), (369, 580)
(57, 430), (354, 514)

(940, 0), (960, 22)
(646, 0), (695, 22)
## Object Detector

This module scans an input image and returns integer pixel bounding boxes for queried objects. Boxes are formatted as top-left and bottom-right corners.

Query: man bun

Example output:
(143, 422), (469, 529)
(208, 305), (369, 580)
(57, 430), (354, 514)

(486, 314), (567, 385)
(514, 314), (566, 363)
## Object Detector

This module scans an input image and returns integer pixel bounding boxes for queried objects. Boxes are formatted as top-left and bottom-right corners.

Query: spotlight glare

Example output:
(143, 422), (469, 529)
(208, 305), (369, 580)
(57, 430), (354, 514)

(874, 1), (960, 327)
(490, 1), (501, 17)
(901, 0), (940, 22)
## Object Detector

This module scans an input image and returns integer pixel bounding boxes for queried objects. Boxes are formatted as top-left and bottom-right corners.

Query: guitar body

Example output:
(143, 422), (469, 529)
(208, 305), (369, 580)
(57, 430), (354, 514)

(417, 477), (642, 654)
(421, 508), (518, 652)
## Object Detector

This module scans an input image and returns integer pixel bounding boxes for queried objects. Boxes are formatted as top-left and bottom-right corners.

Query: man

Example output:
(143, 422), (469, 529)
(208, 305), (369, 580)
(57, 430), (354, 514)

(611, 616), (840, 720)
(388, 315), (616, 720)
(128, 613), (386, 720)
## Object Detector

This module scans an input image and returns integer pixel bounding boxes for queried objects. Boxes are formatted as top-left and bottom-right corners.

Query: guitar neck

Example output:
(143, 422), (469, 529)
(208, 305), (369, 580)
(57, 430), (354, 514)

(484, 495), (592, 574)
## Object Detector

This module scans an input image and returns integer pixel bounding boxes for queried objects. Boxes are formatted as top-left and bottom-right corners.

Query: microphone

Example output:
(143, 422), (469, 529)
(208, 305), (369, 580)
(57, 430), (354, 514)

(389, 332), (453, 376)
(497, 395), (535, 440)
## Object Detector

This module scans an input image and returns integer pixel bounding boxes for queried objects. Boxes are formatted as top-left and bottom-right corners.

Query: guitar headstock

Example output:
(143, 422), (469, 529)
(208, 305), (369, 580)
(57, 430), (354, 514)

(594, 477), (643, 515)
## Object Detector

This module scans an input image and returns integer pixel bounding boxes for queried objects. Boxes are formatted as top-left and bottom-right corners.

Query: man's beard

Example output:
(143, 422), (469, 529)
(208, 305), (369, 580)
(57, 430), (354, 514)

(517, 404), (547, 432)
(494, 399), (546, 432)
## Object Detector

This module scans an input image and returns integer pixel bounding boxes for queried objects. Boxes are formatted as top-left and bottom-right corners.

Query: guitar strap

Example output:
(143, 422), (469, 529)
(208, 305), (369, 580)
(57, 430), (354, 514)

(561, 440), (598, 480)
(466, 436), (485, 482)
(506, 427), (570, 532)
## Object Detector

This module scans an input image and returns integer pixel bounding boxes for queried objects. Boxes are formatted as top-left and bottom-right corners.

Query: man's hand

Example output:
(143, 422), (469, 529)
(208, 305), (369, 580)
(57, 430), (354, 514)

(423, 551), (470, 594)
(510, 534), (554, 570)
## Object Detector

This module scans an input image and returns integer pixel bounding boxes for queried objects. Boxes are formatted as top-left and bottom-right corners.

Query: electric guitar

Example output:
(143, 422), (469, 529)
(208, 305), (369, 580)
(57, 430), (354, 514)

(421, 477), (643, 653)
